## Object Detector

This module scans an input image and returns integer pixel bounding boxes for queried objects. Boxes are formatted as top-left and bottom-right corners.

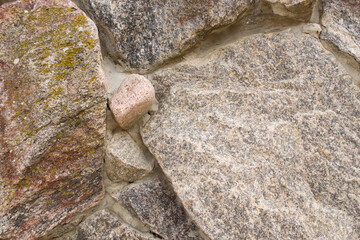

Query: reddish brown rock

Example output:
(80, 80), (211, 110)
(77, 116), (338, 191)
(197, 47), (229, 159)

(0, 0), (106, 239)
(109, 74), (155, 130)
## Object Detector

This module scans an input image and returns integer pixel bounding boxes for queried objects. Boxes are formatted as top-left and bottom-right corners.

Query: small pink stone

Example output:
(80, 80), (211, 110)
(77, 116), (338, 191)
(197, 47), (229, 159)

(110, 74), (155, 129)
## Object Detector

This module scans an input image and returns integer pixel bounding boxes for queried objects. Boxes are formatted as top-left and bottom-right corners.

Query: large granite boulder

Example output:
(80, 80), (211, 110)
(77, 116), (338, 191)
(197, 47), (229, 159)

(77, 0), (315, 72)
(0, 0), (106, 239)
(142, 31), (360, 239)
(320, 0), (360, 63)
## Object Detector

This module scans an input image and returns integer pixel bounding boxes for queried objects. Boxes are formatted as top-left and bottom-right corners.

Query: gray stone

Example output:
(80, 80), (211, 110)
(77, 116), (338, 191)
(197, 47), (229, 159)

(0, 1), (106, 239)
(116, 177), (203, 240)
(106, 131), (153, 182)
(320, 0), (360, 63)
(77, 0), (315, 72)
(76, 210), (159, 240)
(142, 31), (360, 239)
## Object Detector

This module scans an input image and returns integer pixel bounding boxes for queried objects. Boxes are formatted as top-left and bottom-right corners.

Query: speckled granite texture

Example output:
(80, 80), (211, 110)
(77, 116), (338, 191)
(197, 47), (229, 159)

(2, 0), (360, 239)
(109, 74), (155, 130)
(116, 177), (203, 240)
(77, 0), (315, 72)
(0, 0), (106, 239)
(320, 0), (360, 63)
(75, 210), (160, 240)
(105, 130), (153, 182)
(142, 31), (360, 239)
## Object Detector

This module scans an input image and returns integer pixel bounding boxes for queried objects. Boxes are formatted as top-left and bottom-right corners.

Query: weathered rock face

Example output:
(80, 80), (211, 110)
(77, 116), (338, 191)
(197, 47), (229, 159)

(142, 31), (360, 239)
(77, 0), (315, 72)
(320, 0), (360, 63)
(76, 210), (159, 240)
(0, 0), (106, 239)
(115, 177), (203, 240)
(106, 130), (153, 182)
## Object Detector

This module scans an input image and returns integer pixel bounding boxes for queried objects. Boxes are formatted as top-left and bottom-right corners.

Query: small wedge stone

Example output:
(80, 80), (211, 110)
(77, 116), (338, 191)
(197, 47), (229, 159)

(109, 74), (155, 130)
(106, 131), (153, 182)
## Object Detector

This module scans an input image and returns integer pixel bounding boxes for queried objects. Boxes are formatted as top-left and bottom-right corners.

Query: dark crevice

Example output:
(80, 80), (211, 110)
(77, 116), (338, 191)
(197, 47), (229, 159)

(0, 0), (16, 6)
(149, 230), (164, 239)
(320, 39), (360, 88)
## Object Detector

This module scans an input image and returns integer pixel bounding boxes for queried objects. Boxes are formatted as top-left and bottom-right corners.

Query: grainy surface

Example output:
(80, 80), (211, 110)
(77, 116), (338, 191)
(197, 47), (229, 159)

(105, 130), (153, 182)
(142, 31), (360, 239)
(109, 74), (155, 130)
(0, 0), (106, 239)
(75, 209), (159, 240)
(320, 0), (360, 63)
(117, 177), (204, 240)
(77, 0), (315, 72)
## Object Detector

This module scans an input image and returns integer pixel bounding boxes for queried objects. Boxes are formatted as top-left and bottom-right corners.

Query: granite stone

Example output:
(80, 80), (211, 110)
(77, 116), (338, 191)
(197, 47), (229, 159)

(105, 130), (153, 183)
(265, 0), (315, 19)
(142, 31), (360, 239)
(109, 74), (155, 130)
(76, 209), (159, 240)
(320, 0), (360, 63)
(0, 1), (106, 239)
(77, 0), (315, 72)
(116, 178), (203, 240)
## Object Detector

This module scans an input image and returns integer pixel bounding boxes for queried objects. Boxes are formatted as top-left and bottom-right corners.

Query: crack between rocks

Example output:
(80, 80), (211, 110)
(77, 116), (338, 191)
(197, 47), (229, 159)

(0, 0), (16, 6)
(145, 12), (303, 74)
(138, 139), (213, 240)
(319, 39), (360, 88)
(149, 230), (164, 239)
(313, 0), (360, 88)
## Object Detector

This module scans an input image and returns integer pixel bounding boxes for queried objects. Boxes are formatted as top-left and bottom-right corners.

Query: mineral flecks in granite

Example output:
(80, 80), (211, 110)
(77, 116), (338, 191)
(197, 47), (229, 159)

(75, 209), (160, 240)
(0, 0), (106, 239)
(76, 0), (315, 72)
(115, 177), (203, 240)
(320, 0), (360, 63)
(105, 130), (153, 183)
(109, 74), (155, 130)
(142, 31), (360, 239)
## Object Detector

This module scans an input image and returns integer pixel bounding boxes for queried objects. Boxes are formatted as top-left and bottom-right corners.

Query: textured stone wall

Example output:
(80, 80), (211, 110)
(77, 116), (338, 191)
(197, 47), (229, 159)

(1, 0), (359, 239)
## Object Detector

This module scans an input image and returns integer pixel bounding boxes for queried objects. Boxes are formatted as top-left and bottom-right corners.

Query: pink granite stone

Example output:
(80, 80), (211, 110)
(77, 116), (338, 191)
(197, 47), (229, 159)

(109, 74), (155, 129)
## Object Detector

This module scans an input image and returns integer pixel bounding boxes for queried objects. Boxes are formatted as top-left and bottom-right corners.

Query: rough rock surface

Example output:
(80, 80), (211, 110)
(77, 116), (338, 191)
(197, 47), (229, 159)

(109, 74), (155, 130)
(265, 0), (315, 19)
(106, 131), (153, 182)
(76, 210), (159, 240)
(77, 0), (315, 72)
(115, 177), (203, 240)
(0, 1), (106, 239)
(142, 31), (360, 239)
(320, 0), (360, 63)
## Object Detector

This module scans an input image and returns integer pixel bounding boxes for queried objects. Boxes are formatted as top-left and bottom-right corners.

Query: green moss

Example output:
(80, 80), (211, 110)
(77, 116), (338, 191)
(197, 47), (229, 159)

(1, 5), (104, 196)
(50, 169), (57, 175)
